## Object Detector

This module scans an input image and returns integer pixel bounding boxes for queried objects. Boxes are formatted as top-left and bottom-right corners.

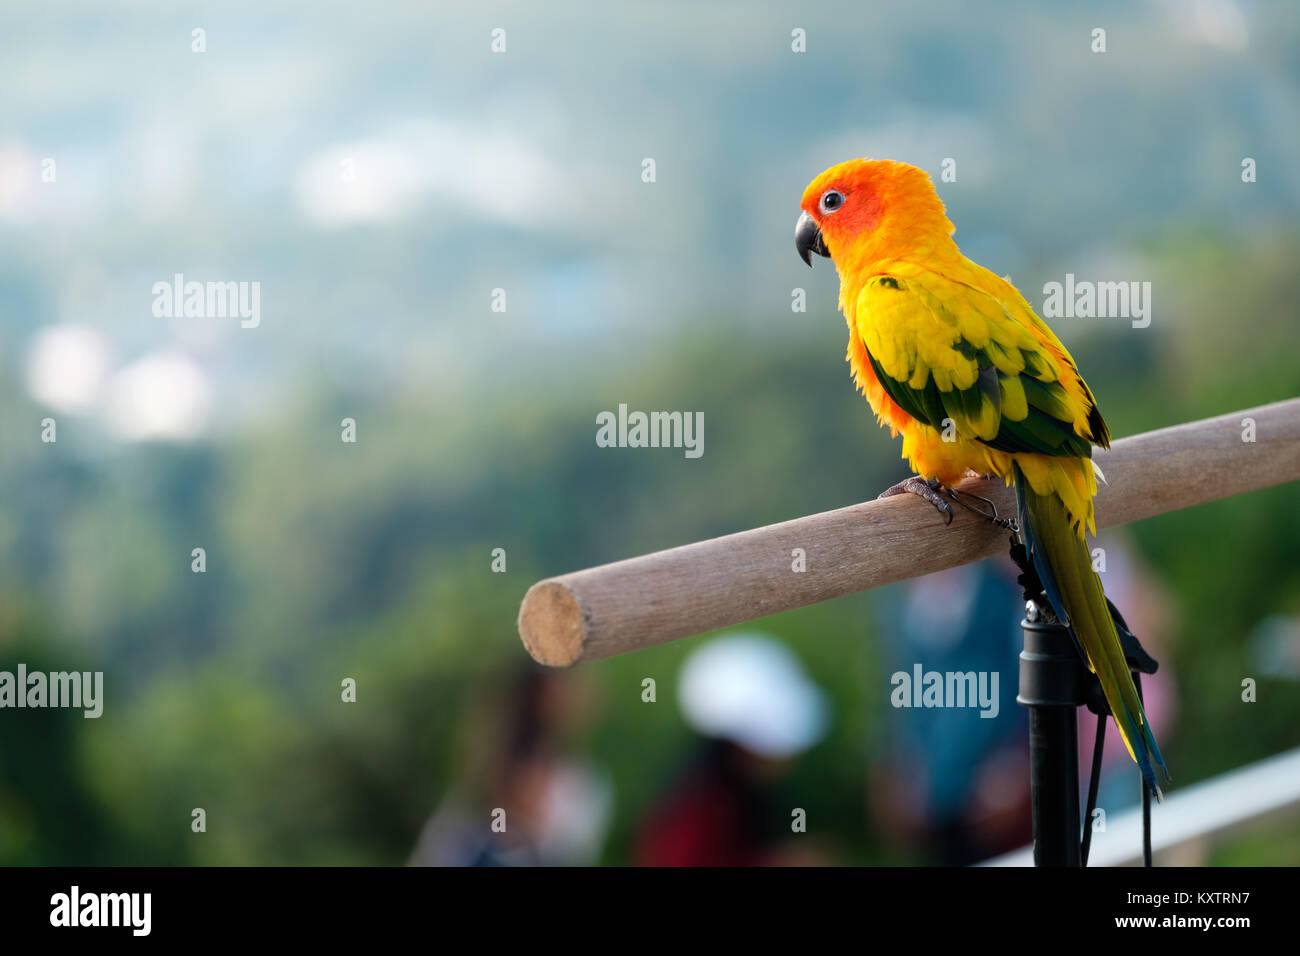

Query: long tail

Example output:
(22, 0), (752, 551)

(1013, 463), (1169, 798)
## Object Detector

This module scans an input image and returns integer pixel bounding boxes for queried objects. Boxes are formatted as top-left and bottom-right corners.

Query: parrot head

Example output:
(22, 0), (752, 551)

(795, 158), (954, 268)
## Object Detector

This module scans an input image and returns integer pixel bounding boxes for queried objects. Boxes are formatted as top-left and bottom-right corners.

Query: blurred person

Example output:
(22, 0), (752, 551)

(869, 561), (1031, 864)
(634, 633), (830, 866)
(868, 534), (1176, 864)
(410, 666), (611, 866)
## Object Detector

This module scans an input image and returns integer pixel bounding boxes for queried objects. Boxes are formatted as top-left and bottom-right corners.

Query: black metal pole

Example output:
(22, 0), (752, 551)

(1017, 608), (1088, 866)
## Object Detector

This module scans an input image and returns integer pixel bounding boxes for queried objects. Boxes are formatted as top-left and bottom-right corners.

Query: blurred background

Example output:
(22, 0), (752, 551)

(1, 0), (1298, 865)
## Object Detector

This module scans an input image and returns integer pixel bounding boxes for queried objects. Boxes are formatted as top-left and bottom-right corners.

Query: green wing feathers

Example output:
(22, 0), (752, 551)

(854, 270), (1108, 458)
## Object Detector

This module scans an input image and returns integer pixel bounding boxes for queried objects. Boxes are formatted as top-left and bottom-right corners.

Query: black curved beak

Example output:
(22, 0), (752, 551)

(795, 211), (830, 267)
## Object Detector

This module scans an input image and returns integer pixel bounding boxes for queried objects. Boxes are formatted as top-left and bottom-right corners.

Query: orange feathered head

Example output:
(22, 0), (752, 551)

(795, 158), (953, 268)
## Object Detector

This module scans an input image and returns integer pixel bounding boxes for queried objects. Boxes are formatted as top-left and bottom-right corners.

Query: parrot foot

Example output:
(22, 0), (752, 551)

(877, 476), (953, 524)
(878, 477), (1019, 531)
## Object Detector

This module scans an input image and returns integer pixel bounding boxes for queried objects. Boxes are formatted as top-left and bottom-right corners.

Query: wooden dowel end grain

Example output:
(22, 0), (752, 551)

(519, 398), (1300, 667)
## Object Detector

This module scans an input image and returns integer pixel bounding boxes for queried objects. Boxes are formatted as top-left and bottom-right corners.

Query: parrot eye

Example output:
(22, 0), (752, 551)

(820, 189), (845, 214)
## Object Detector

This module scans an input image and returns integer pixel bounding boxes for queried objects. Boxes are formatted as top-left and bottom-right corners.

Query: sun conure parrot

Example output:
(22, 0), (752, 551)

(795, 157), (1168, 797)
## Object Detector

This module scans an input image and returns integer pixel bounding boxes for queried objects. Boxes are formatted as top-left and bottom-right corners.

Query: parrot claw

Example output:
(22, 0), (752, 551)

(946, 487), (1020, 533)
(877, 476), (953, 524)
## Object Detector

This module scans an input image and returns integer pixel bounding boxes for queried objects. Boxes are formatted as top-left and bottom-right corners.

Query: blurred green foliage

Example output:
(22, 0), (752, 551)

(1, 231), (1297, 865)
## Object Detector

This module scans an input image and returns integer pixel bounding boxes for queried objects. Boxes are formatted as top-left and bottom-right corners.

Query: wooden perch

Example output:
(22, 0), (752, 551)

(518, 398), (1300, 667)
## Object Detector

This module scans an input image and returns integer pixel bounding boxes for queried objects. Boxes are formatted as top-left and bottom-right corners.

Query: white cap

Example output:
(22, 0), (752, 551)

(677, 633), (829, 759)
